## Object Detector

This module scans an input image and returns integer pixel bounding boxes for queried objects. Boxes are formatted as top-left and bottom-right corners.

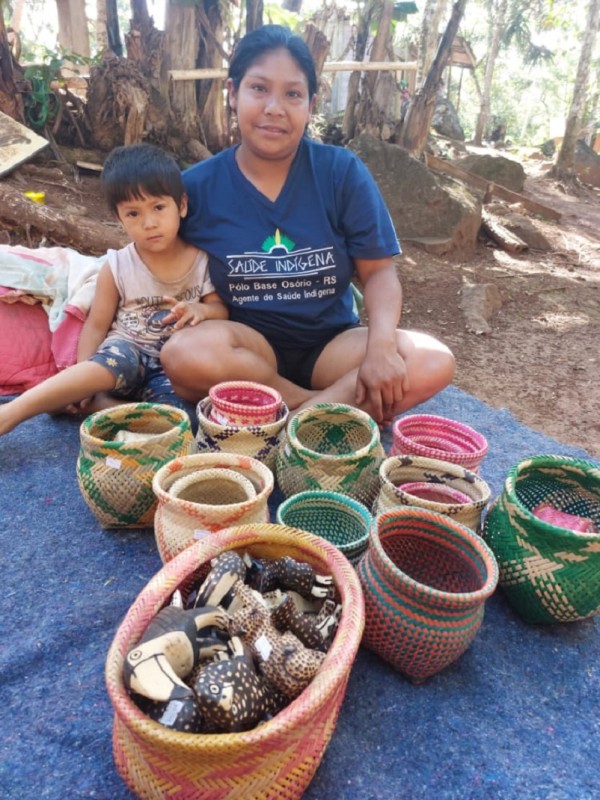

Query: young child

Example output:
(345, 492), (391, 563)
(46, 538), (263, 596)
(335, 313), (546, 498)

(0, 143), (228, 436)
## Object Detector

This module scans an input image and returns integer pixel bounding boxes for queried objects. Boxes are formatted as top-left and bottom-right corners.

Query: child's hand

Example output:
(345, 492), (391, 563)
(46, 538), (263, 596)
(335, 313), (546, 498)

(162, 296), (207, 329)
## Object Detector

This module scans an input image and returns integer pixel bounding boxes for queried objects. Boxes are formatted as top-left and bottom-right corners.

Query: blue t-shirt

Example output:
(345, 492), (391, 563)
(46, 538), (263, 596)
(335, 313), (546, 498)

(181, 138), (400, 348)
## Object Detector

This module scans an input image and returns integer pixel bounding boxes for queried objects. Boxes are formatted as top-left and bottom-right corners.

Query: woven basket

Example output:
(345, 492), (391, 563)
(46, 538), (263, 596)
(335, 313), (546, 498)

(209, 381), (282, 426)
(483, 455), (600, 623)
(276, 403), (385, 507)
(153, 453), (274, 563)
(374, 455), (492, 533)
(358, 507), (498, 682)
(76, 403), (194, 529)
(276, 490), (371, 567)
(196, 398), (288, 471)
(105, 523), (365, 800)
(390, 414), (488, 472)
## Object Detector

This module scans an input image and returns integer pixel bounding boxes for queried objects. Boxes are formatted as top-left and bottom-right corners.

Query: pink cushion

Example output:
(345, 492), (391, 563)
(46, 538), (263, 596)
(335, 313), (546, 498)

(0, 300), (57, 394)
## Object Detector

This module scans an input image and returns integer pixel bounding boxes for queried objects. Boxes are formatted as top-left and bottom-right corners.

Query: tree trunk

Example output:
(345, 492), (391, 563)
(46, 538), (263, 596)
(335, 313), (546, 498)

(396, 0), (467, 156)
(96, 0), (109, 55)
(0, 182), (128, 254)
(0, 14), (24, 122)
(56, 0), (90, 57)
(342, 0), (378, 139)
(304, 22), (330, 92)
(165, 1), (199, 141)
(551, 0), (600, 182)
(417, 0), (449, 87)
(246, 0), (264, 33)
(197, 0), (227, 153)
(473, 0), (508, 146)
(354, 0), (395, 139)
(106, 0), (123, 56)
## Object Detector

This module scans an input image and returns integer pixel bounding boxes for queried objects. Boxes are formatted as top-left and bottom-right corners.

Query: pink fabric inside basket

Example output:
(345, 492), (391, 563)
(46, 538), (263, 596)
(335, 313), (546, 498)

(532, 502), (597, 533)
(399, 481), (472, 505)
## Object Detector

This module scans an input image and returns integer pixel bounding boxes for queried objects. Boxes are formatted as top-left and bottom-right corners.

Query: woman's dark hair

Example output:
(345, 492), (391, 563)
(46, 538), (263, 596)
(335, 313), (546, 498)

(101, 143), (185, 216)
(228, 24), (318, 100)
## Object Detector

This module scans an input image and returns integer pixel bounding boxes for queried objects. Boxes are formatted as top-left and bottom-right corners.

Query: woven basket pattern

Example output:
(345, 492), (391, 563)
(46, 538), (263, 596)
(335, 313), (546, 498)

(76, 403), (194, 529)
(196, 398), (288, 470)
(276, 403), (385, 507)
(483, 455), (600, 623)
(209, 381), (282, 426)
(276, 490), (371, 567)
(374, 456), (491, 533)
(105, 523), (365, 800)
(390, 414), (488, 472)
(153, 453), (274, 563)
(358, 508), (498, 682)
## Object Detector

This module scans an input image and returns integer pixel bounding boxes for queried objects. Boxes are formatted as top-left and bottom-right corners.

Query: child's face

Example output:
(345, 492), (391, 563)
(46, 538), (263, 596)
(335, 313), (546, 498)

(116, 193), (187, 255)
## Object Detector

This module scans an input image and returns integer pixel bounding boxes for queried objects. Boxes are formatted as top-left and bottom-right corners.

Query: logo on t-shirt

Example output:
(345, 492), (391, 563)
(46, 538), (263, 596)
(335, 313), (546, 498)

(226, 228), (335, 278)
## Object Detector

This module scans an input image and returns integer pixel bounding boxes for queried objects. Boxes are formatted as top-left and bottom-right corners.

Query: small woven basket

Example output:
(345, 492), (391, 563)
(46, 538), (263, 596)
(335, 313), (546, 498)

(276, 403), (385, 507)
(196, 398), (288, 471)
(374, 455), (492, 533)
(390, 414), (489, 472)
(152, 453), (274, 563)
(76, 403), (194, 529)
(209, 381), (282, 426)
(276, 490), (372, 567)
(105, 523), (365, 800)
(358, 507), (498, 682)
(483, 454), (600, 623)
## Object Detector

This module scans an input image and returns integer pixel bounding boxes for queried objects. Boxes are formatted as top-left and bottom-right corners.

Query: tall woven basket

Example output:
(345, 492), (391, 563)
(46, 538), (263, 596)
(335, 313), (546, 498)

(196, 397), (288, 470)
(105, 523), (365, 800)
(358, 507), (498, 683)
(374, 455), (491, 533)
(276, 403), (385, 507)
(152, 452), (274, 562)
(483, 454), (600, 623)
(76, 403), (194, 529)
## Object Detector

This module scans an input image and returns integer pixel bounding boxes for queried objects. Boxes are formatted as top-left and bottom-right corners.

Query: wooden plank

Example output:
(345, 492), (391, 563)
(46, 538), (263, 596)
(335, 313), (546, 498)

(425, 153), (562, 221)
(169, 60), (418, 82)
(0, 111), (48, 178)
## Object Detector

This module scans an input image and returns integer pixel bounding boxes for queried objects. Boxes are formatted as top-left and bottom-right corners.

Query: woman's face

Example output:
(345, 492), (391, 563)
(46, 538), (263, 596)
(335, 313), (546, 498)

(228, 47), (314, 164)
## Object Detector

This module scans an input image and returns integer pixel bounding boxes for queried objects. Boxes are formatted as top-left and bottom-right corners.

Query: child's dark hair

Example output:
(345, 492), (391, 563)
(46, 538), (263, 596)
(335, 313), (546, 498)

(101, 143), (185, 216)
(229, 24), (317, 100)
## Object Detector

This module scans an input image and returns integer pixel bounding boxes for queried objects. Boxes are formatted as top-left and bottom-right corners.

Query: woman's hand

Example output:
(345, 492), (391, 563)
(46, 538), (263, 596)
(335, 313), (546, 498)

(355, 344), (410, 425)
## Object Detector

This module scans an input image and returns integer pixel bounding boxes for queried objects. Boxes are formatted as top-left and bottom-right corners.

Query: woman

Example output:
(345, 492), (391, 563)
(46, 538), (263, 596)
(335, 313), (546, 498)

(161, 24), (455, 424)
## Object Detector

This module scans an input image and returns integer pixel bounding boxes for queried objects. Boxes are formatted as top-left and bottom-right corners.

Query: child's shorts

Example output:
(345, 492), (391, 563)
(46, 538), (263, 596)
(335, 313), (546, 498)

(89, 338), (195, 417)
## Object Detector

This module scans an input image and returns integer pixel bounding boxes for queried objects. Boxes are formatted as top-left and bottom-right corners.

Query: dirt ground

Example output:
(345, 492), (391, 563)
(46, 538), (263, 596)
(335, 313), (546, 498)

(3, 154), (599, 458)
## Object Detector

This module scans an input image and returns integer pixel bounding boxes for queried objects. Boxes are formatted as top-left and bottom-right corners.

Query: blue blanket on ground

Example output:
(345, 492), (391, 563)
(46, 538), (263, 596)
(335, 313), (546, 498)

(0, 386), (598, 800)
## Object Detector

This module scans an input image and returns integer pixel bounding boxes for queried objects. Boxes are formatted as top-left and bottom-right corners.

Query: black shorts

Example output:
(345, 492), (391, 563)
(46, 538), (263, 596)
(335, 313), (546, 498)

(268, 324), (360, 390)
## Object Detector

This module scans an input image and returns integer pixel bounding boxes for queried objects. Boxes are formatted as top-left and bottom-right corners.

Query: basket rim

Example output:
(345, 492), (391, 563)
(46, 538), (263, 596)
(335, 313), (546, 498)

(196, 397), (289, 433)
(79, 402), (191, 447)
(152, 452), (275, 504)
(500, 454), (600, 539)
(371, 506), (499, 602)
(105, 523), (365, 751)
(379, 455), (491, 508)
(286, 402), (382, 461)
(392, 413), (488, 455)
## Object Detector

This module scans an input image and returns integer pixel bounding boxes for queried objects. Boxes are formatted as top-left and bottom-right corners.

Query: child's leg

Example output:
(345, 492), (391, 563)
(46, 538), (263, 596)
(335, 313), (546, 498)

(0, 361), (116, 436)
(141, 357), (197, 431)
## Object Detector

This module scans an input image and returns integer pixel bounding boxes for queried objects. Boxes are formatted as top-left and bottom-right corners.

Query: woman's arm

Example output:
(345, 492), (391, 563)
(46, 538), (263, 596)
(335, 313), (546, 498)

(354, 257), (408, 422)
(77, 263), (120, 361)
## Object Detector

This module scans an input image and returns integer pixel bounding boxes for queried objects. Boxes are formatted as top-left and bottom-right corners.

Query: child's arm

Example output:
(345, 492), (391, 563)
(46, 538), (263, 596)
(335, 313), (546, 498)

(77, 263), (120, 361)
(162, 291), (228, 330)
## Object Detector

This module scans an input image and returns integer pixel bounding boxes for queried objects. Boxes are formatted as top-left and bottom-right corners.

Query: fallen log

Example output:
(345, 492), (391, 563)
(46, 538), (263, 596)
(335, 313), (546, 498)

(481, 209), (529, 253)
(425, 153), (562, 222)
(0, 181), (128, 254)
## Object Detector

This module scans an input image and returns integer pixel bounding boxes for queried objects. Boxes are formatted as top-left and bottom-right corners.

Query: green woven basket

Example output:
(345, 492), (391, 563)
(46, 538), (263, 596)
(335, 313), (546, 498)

(76, 403), (195, 529)
(276, 490), (372, 567)
(276, 403), (385, 507)
(483, 455), (600, 623)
